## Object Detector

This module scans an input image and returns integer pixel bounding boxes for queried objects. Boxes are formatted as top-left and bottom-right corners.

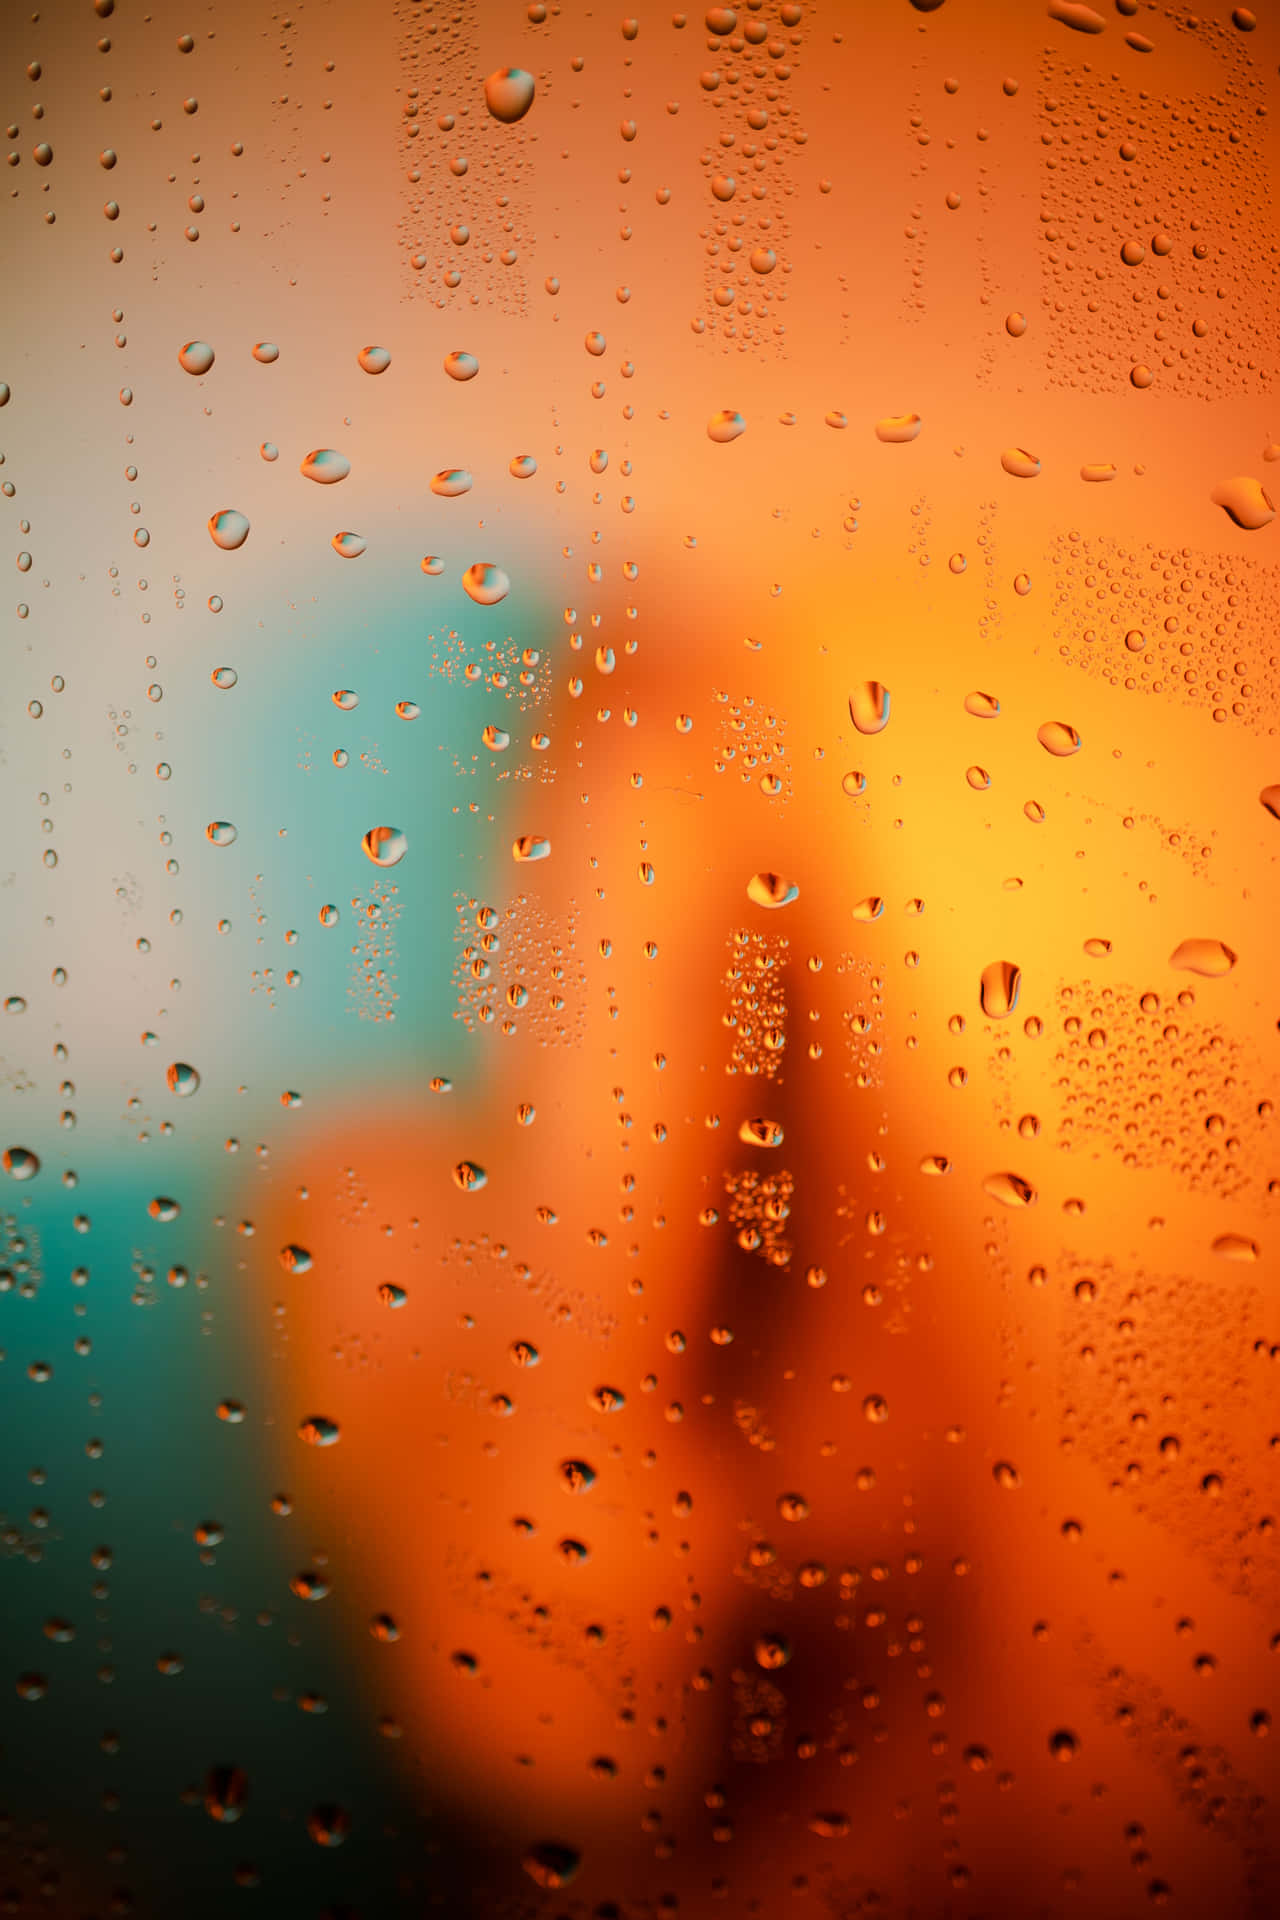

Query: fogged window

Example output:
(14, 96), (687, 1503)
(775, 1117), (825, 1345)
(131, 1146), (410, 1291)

(3, 2), (1279, 1915)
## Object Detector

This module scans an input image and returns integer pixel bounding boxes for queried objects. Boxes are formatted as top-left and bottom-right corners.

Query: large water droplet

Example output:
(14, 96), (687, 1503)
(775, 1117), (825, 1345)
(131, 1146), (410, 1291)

(357, 344), (391, 375)
(849, 682), (891, 734)
(1212, 1233), (1259, 1262)
(362, 826), (407, 868)
(431, 469), (473, 497)
(178, 340), (214, 375)
(522, 1843), (580, 1890)
(444, 350), (479, 381)
(1260, 786), (1280, 819)
(874, 413), (921, 444)
(979, 960), (1020, 1018)
(453, 1160), (488, 1191)
(707, 409), (746, 443)
(279, 1244), (313, 1273)
(211, 666), (237, 690)
(205, 821), (238, 847)
(1210, 476), (1275, 531)
(1169, 938), (1237, 978)
(300, 448), (351, 484)
(982, 1170), (1037, 1208)
(331, 531), (367, 558)
(739, 1117), (784, 1147)
(166, 1062), (200, 1097)
(1000, 446), (1041, 479)
(208, 509), (250, 551)
(747, 871), (798, 908)
(2, 1146), (40, 1181)
(462, 562), (511, 606)
(1036, 720), (1081, 756)
(484, 67), (536, 124)
(964, 690), (1001, 718)
(298, 1415), (340, 1446)
(513, 834), (551, 862)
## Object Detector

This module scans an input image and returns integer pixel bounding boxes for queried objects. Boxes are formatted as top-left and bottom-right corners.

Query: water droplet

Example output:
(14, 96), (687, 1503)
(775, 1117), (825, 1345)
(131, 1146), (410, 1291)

(1048, 1), (1106, 31)
(754, 1632), (792, 1669)
(462, 562), (511, 606)
(852, 896), (885, 921)
(512, 834), (550, 862)
(1083, 938), (1111, 959)
(166, 1062), (200, 1097)
(209, 668), (238, 693)
(204, 1766), (248, 1823)
(484, 67), (536, 124)
(178, 340), (214, 375)
(333, 688), (359, 710)
(979, 960), (1021, 1018)
(1211, 1235), (1259, 1269)
(431, 469), (473, 498)
(965, 766), (991, 790)
(1005, 311), (1028, 337)
(1001, 446), (1041, 479)
(444, 350), (479, 381)
(2, 1146), (40, 1181)
(251, 342), (279, 364)
(279, 1244), (313, 1273)
(1261, 786), (1280, 820)
(357, 344), (391, 375)
(395, 700), (420, 721)
(919, 1154), (952, 1176)
(559, 1458), (597, 1493)
(849, 682), (891, 735)
(1037, 720), (1081, 757)
(738, 1117), (784, 1147)
(522, 1843), (580, 1890)
(453, 1160), (487, 1191)
(982, 1170), (1037, 1208)
(149, 1197), (180, 1222)
(205, 821), (238, 847)
(306, 1805), (350, 1848)
(992, 1461), (1021, 1489)
(421, 555), (444, 575)
(298, 1415), (340, 1446)
(707, 409), (746, 443)
(1210, 476), (1275, 531)
(331, 531), (367, 558)
(874, 413), (921, 444)
(509, 453), (537, 478)
(747, 871), (798, 908)
(362, 826), (407, 868)
(964, 690), (1000, 718)
(300, 448), (351, 484)
(842, 771), (866, 797)
(1170, 938), (1236, 978)
(483, 724), (511, 750)
(208, 509), (250, 551)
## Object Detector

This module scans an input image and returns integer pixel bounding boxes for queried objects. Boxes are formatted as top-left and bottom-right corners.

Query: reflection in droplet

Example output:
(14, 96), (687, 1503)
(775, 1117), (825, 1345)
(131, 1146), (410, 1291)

(1169, 938), (1237, 978)
(849, 682), (891, 735)
(362, 826), (407, 868)
(707, 409), (746, 443)
(462, 562), (511, 606)
(208, 509), (250, 551)
(484, 67), (536, 124)
(979, 960), (1021, 1018)
(300, 448), (351, 484)
(1036, 720), (1081, 757)
(747, 871), (798, 909)
(982, 1170), (1037, 1208)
